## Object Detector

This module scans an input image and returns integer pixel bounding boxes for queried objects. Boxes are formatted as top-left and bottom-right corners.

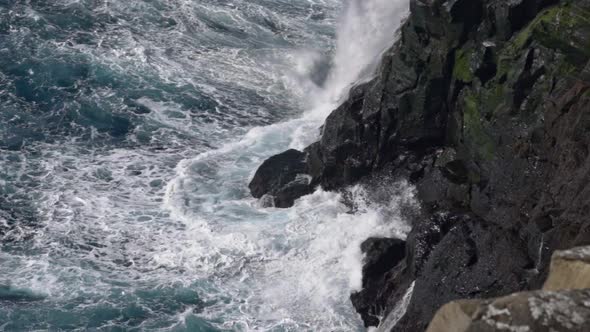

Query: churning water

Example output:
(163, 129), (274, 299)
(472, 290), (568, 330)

(0, 0), (411, 330)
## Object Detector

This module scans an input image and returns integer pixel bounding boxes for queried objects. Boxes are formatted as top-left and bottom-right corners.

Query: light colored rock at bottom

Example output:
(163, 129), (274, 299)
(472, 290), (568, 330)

(544, 246), (590, 291)
(427, 246), (590, 332)
(426, 289), (590, 332)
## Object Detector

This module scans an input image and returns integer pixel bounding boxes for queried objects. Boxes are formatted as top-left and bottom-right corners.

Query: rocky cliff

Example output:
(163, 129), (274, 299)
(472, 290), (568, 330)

(250, 0), (590, 330)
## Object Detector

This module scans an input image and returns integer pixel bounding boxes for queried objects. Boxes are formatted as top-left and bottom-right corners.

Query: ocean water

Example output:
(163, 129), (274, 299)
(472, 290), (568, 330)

(0, 0), (411, 330)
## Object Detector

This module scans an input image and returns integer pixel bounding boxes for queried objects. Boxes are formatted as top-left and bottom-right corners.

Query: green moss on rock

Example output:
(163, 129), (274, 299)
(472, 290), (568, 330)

(463, 92), (495, 160)
(531, 4), (590, 67)
(453, 48), (474, 83)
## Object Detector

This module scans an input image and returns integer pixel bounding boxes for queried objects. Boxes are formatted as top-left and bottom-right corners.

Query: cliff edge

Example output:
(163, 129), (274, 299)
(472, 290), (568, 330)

(250, 0), (590, 330)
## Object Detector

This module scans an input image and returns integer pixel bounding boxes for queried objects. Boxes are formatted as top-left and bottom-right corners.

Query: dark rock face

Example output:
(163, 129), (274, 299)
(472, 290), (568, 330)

(352, 213), (533, 330)
(250, 0), (590, 330)
(248, 149), (312, 208)
(351, 237), (406, 326)
(397, 214), (534, 331)
(360, 238), (406, 281)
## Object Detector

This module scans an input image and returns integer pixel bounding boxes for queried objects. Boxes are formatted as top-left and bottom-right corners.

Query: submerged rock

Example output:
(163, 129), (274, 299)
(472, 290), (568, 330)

(0, 285), (46, 302)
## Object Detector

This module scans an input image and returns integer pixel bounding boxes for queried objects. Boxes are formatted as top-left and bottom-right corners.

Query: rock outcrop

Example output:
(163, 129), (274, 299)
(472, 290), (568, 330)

(248, 149), (313, 208)
(351, 237), (407, 327)
(426, 246), (590, 332)
(250, 0), (590, 330)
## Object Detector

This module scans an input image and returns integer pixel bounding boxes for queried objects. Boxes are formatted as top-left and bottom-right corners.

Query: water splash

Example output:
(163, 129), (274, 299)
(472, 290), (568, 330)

(290, 0), (409, 149)
(0, 0), (412, 330)
(164, 0), (413, 329)
(318, 0), (409, 108)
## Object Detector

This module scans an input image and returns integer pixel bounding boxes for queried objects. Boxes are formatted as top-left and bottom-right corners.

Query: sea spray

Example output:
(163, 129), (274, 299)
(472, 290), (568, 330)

(1, 0), (339, 328)
(289, 0), (410, 149)
(317, 0), (410, 108)
(0, 0), (412, 330)
(164, 0), (413, 329)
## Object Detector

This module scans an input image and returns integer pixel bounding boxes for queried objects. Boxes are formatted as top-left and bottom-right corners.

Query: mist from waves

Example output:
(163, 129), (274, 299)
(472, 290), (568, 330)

(0, 0), (411, 330)
(164, 0), (412, 330)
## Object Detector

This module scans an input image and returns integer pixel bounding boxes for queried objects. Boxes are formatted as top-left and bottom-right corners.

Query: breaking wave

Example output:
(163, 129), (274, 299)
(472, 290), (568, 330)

(0, 0), (410, 330)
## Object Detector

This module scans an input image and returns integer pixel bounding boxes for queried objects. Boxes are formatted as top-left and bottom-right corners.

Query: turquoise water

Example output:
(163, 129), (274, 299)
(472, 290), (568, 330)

(0, 0), (411, 330)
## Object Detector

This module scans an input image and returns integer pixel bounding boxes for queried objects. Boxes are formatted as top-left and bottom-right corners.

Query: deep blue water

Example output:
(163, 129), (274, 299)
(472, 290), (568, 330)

(0, 0), (410, 330)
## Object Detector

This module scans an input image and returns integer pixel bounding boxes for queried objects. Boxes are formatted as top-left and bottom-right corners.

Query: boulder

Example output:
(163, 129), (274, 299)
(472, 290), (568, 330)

(248, 149), (312, 208)
(544, 246), (590, 291)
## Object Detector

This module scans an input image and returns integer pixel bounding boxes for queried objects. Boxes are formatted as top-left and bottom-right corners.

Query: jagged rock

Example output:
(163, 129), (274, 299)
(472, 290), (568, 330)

(351, 237), (406, 326)
(304, 85), (377, 190)
(352, 212), (533, 330)
(360, 238), (406, 282)
(427, 289), (590, 332)
(395, 213), (534, 331)
(544, 247), (590, 291)
(249, 0), (590, 330)
(272, 174), (313, 208)
(248, 149), (312, 208)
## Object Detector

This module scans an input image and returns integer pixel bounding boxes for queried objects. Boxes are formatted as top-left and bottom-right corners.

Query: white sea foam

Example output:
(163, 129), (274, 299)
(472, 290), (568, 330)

(1, 0), (411, 330)
(163, 180), (415, 330)
(162, 0), (412, 329)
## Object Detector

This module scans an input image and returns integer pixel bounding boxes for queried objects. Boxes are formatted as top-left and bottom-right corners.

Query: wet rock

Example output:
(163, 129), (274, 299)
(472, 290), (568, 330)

(272, 174), (313, 208)
(305, 85), (377, 190)
(352, 212), (533, 330)
(350, 238), (406, 326)
(249, 0), (590, 329)
(360, 238), (406, 281)
(248, 149), (313, 208)
(393, 213), (533, 331)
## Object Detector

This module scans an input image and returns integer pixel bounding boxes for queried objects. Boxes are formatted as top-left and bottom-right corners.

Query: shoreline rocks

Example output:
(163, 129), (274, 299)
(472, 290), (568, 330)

(250, 0), (590, 330)
(248, 149), (313, 208)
